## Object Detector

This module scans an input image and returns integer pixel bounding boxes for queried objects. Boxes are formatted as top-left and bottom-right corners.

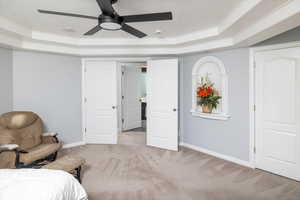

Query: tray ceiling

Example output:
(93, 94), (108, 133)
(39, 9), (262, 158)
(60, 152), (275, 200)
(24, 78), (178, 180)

(0, 0), (240, 38)
(0, 0), (299, 56)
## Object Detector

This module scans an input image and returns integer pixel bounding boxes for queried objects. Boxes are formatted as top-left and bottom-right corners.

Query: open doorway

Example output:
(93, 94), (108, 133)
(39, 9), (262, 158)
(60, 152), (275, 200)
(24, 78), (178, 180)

(83, 58), (178, 150)
(118, 62), (147, 146)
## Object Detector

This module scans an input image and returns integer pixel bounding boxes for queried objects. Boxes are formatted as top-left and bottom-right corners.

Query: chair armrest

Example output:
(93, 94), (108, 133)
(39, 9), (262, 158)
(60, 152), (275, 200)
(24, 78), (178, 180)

(0, 144), (19, 151)
(43, 132), (58, 137)
(42, 132), (59, 143)
(0, 144), (28, 153)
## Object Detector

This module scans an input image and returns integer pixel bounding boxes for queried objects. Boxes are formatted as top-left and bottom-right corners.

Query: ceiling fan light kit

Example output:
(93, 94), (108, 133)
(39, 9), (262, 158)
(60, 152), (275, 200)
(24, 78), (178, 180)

(99, 15), (122, 31)
(38, 0), (173, 38)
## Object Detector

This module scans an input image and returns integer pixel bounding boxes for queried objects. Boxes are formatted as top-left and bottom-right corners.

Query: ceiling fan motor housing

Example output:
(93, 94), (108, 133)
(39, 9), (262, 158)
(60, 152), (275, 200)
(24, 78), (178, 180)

(99, 15), (123, 30)
(111, 0), (118, 4)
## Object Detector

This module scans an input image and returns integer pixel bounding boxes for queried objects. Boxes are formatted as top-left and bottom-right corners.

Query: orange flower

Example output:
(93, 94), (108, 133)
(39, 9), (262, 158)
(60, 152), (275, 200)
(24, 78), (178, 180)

(203, 90), (208, 97)
(198, 87), (213, 97)
(197, 87), (214, 98)
(207, 87), (213, 95)
(200, 89), (208, 97)
(197, 89), (202, 97)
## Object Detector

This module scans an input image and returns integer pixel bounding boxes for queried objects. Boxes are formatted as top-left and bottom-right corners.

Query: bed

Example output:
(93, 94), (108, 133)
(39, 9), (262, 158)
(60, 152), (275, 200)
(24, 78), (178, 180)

(0, 169), (88, 200)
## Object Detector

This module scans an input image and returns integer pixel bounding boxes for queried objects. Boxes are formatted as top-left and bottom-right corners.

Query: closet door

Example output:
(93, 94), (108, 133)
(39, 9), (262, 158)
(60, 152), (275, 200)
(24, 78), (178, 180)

(147, 59), (178, 151)
(84, 60), (118, 144)
(255, 48), (300, 180)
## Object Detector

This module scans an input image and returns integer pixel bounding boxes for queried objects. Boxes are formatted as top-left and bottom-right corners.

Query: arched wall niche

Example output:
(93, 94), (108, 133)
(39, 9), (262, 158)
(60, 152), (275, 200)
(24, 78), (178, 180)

(191, 56), (230, 120)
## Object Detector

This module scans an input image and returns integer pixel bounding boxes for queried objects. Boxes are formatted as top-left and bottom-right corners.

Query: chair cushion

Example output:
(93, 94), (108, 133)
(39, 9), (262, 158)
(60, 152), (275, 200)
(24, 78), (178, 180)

(0, 111), (43, 150)
(0, 129), (16, 145)
(0, 112), (38, 129)
(17, 119), (43, 150)
(20, 143), (62, 164)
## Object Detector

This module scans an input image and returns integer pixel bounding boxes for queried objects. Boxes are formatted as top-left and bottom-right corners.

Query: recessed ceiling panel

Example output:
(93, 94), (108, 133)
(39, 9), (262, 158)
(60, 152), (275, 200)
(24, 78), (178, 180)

(0, 0), (241, 38)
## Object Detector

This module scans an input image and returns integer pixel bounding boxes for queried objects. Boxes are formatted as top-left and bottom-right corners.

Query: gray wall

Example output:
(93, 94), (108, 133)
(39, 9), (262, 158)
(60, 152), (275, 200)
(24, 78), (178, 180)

(180, 48), (250, 161)
(10, 48), (251, 160)
(0, 47), (13, 114)
(13, 51), (82, 144)
(255, 25), (300, 46)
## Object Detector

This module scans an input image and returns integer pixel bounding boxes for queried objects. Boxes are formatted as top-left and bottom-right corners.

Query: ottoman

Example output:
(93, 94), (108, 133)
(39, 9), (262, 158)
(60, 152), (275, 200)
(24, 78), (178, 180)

(42, 156), (85, 183)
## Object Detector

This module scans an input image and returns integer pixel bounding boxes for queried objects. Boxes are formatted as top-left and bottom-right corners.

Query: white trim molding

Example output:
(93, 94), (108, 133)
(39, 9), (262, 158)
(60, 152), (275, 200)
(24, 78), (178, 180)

(249, 48), (256, 168)
(180, 142), (254, 168)
(63, 141), (86, 149)
(190, 111), (230, 121)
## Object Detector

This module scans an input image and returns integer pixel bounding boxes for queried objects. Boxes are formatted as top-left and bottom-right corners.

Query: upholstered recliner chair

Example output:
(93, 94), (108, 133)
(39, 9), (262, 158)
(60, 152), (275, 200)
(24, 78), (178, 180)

(0, 111), (62, 169)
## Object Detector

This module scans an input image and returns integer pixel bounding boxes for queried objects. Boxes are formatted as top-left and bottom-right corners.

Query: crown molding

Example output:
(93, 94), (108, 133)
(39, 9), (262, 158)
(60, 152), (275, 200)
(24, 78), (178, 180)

(234, 0), (300, 46)
(30, 27), (219, 47)
(0, 31), (23, 48)
(0, 0), (299, 56)
(218, 0), (263, 34)
(20, 37), (233, 56)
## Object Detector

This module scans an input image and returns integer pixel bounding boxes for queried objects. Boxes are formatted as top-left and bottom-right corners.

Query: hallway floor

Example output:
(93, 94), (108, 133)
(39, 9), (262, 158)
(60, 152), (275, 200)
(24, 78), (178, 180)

(118, 130), (146, 146)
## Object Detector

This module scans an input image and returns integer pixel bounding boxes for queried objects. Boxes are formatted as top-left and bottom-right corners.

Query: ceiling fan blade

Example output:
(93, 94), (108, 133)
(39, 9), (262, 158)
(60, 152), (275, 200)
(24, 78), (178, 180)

(96, 0), (115, 16)
(84, 25), (102, 35)
(122, 12), (172, 23)
(121, 24), (147, 38)
(38, 9), (98, 20)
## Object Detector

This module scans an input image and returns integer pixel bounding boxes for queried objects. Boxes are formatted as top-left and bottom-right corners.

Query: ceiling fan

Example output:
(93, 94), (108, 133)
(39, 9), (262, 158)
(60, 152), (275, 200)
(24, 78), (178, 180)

(38, 0), (173, 38)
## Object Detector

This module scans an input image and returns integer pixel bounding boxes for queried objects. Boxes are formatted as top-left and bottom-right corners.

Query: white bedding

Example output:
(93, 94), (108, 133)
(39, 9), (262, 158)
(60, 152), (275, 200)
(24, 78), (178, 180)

(0, 169), (88, 200)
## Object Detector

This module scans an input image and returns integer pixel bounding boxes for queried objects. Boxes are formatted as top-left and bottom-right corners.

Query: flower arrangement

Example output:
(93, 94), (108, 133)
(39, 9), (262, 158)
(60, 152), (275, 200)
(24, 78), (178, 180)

(197, 75), (222, 113)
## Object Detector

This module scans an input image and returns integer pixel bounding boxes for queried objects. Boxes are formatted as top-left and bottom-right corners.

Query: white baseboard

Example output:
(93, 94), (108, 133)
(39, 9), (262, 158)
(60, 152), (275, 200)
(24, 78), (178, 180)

(63, 141), (86, 149)
(180, 142), (254, 168)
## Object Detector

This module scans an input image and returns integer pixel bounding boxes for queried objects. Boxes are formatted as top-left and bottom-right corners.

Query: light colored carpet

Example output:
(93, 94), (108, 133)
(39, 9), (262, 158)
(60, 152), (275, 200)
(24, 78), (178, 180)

(61, 132), (300, 200)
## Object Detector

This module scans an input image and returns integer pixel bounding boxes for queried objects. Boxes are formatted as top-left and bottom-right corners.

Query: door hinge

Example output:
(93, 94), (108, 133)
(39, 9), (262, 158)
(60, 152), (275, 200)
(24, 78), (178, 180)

(122, 71), (125, 76)
(253, 105), (256, 111)
(253, 60), (256, 69)
(84, 97), (87, 103)
(122, 119), (124, 124)
(84, 128), (87, 133)
(254, 147), (256, 154)
(122, 95), (124, 100)
(84, 67), (87, 73)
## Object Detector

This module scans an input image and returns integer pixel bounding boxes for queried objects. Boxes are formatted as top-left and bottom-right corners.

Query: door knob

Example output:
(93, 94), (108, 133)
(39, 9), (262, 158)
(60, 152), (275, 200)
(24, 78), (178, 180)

(112, 106), (116, 109)
(173, 108), (177, 112)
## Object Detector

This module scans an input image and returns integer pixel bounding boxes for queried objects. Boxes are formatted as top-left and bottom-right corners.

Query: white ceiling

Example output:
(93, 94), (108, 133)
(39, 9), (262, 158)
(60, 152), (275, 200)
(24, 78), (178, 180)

(0, 0), (241, 38)
(0, 0), (300, 56)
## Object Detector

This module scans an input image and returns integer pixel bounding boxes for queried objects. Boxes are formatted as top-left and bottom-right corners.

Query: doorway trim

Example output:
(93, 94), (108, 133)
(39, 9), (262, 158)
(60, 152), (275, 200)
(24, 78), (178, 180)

(249, 41), (300, 169)
(81, 57), (152, 144)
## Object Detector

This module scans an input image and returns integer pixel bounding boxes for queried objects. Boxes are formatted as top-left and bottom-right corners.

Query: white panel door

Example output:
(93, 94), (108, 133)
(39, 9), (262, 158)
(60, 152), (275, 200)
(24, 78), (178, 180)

(85, 61), (118, 144)
(147, 59), (178, 151)
(255, 48), (300, 180)
(122, 65), (142, 131)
